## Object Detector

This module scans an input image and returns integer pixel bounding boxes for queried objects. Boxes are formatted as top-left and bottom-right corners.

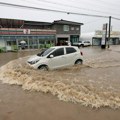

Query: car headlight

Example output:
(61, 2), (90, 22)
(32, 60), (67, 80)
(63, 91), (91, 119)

(28, 60), (39, 64)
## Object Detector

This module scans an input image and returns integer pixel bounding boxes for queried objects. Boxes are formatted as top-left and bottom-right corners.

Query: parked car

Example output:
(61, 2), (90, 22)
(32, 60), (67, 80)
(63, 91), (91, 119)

(81, 41), (91, 47)
(72, 41), (91, 47)
(27, 46), (83, 70)
(72, 41), (82, 47)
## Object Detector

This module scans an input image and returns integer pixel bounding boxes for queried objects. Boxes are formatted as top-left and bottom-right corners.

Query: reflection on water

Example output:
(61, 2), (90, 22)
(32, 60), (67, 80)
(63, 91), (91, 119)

(0, 46), (120, 109)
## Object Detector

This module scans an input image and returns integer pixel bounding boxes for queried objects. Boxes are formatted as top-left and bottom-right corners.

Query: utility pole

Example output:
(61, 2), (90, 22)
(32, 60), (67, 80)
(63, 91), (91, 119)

(108, 16), (111, 48)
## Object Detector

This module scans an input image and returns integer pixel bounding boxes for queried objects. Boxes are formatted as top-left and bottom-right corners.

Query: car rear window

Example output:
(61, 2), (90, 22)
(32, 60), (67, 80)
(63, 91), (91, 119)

(66, 47), (76, 54)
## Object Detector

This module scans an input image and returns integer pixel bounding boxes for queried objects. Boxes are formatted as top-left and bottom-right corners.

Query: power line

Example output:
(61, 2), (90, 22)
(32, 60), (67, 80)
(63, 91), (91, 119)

(84, 18), (104, 25)
(112, 17), (120, 21)
(67, 0), (120, 12)
(20, 0), (60, 10)
(1, 1), (120, 21)
(0, 1), (109, 18)
(94, 0), (120, 6)
(34, 0), (120, 16)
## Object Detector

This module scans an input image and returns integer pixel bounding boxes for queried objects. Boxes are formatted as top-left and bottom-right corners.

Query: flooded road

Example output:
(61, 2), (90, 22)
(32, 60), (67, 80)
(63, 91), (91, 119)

(0, 46), (120, 120)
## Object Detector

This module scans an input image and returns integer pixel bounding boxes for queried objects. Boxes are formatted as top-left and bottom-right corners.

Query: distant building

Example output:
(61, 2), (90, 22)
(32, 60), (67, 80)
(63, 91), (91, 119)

(0, 18), (83, 51)
(80, 31), (120, 46)
(92, 30), (120, 46)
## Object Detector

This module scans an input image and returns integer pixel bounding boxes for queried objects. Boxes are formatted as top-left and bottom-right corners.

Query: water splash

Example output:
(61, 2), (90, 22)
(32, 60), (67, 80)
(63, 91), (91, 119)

(0, 52), (120, 109)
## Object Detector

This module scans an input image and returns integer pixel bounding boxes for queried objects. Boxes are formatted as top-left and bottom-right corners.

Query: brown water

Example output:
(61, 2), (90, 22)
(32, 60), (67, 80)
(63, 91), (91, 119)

(0, 46), (120, 120)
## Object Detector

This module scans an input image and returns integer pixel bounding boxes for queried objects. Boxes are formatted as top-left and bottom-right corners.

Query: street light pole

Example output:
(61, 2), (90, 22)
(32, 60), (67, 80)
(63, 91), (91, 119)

(108, 16), (111, 48)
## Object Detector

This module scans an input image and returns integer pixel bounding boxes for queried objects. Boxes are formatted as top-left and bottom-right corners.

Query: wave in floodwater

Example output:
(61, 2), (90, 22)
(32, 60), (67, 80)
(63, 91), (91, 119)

(0, 51), (120, 109)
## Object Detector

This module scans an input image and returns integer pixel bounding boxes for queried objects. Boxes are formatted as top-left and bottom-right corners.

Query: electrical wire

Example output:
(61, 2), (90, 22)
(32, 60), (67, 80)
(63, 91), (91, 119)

(66, 0), (120, 11)
(34, 0), (120, 16)
(0, 1), (109, 18)
(84, 18), (104, 25)
(20, 0), (61, 10)
(112, 17), (120, 21)
(1, 1), (120, 22)
(93, 0), (120, 6)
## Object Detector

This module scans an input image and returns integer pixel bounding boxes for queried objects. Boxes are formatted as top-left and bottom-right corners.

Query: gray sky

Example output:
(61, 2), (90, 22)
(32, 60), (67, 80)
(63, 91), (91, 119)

(0, 0), (120, 33)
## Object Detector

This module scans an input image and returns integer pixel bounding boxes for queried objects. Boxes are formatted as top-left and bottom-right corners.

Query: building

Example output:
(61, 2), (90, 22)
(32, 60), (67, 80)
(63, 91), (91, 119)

(0, 18), (56, 51)
(0, 18), (83, 51)
(92, 30), (120, 46)
(80, 31), (120, 46)
(52, 19), (83, 45)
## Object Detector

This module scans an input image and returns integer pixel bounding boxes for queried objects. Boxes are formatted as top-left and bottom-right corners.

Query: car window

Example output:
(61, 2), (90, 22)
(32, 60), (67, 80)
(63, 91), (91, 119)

(49, 48), (64, 57)
(66, 47), (76, 54)
(37, 48), (54, 57)
(84, 41), (90, 43)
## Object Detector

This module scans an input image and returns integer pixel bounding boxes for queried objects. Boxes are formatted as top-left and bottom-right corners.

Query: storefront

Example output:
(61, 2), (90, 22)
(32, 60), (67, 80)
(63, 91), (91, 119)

(92, 37), (120, 46)
(0, 28), (56, 51)
(92, 30), (120, 46)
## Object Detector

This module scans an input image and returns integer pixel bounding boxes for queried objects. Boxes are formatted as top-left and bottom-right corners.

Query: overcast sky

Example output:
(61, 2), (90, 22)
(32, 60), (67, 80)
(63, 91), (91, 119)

(0, 0), (120, 33)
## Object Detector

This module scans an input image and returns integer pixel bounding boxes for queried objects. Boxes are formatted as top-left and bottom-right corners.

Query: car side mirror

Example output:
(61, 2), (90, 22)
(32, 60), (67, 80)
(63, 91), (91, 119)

(50, 54), (54, 58)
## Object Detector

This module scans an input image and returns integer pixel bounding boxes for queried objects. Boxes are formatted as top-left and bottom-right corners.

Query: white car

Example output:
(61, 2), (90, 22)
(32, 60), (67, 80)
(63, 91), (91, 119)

(72, 41), (91, 47)
(27, 46), (83, 70)
(82, 41), (91, 47)
(72, 41), (82, 47)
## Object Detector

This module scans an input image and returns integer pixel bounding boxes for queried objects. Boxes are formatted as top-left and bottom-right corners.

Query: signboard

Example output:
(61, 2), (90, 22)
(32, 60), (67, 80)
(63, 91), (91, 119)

(101, 23), (107, 49)
(101, 30), (106, 45)
(23, 29), (30, 34)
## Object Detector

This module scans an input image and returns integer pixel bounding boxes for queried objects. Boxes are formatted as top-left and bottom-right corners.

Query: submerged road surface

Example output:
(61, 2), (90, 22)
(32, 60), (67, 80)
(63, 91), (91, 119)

(0, 46), (120, 120)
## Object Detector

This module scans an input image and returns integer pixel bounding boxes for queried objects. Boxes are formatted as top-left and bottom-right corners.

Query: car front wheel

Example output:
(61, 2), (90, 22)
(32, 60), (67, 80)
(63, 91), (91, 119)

(38, 65), (48, 71)
(75, 59), (83, 65)
(81, 44), (84, 47)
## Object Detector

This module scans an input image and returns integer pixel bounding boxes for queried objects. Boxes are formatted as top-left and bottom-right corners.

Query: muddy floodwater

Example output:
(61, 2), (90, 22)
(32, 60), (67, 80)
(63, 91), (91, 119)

(0, 46), (120, 120)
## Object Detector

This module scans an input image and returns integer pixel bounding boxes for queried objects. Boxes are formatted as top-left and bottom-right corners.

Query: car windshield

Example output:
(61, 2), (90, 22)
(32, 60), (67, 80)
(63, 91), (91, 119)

(78, 41), (82, 43)
(37, 48), (55, 57)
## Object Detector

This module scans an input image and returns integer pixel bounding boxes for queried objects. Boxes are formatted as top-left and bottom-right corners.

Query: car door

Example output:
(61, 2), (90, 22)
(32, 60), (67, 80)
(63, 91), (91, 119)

(65, 47), (77, 66)
(47, 48), (66, 69)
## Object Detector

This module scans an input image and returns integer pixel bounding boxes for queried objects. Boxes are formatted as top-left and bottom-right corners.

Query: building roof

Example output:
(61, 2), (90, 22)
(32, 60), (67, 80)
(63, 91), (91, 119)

(0, 18), (84, 28)
(0, 18), (52, 28)
(0, 18), (24, 28)
(53, 19), (83, 25)
(24, 21), (52, 26)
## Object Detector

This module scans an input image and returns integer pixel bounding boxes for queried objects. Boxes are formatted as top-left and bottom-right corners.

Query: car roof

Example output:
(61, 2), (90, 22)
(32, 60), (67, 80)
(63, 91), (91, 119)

(51, 46), (78, 49)
(83, 40), (90, 42)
